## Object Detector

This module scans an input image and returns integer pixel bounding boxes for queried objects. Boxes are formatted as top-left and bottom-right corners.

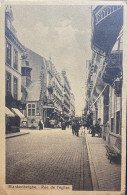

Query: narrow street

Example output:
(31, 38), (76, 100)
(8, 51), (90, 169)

(6, 128), (93, 191)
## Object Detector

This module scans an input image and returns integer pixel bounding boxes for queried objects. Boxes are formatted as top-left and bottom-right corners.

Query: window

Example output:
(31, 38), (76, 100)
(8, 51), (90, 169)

(21, 67), (31, 76)
(111, 118), (114, 132)
(21, 67), (26, 76)
(27, 104), (36, 116)
(13, 49), (18, 70)
(25, 61), (29, 66)
(6, 72), (11, 95)
(6, 41), (11, 65)
(116, 111), (121, 134)
(13, 77), (18, 100)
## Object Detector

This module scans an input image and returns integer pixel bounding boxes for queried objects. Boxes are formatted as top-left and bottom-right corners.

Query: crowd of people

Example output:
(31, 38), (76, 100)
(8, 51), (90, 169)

(72, 120), (81, 136)
(70, 118), (102, 137)
(38, 116), (102, 138)
(90, 118), (102, 137)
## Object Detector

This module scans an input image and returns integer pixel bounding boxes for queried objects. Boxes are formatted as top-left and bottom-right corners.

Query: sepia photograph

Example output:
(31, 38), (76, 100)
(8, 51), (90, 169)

(1, 1), (126, 194)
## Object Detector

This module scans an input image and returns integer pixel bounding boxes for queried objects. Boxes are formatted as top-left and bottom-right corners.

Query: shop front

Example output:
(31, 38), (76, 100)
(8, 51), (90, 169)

(5, 107), (25, 133)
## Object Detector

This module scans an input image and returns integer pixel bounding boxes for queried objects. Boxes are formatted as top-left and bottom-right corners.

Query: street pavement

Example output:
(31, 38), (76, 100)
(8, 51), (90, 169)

(85, 129), (121, 191)
(6, 127), (92, 191)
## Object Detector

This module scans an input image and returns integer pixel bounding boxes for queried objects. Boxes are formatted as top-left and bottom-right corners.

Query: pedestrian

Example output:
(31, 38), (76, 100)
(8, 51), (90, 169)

(67, 121), (70, 128)
(39, 120), (43, 130)
(81, 124), (85, 135)
(95, 118), (101, 137)
(41, 120), (44, 130)
(72, 121), (76, 135)
(91, 125), (95, 137)
(61, 121), (66, 130)
(75, 121), (80, 137)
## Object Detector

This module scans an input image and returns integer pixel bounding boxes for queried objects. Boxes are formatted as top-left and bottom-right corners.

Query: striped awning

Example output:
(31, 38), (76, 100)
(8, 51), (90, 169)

(5, 107), (15, 117)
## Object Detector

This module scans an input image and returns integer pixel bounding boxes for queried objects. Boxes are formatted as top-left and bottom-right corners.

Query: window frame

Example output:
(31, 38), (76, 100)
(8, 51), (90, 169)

(27, 103), (36, 117)
(116, 111), (121, 134)
(111, 118), (114, 132)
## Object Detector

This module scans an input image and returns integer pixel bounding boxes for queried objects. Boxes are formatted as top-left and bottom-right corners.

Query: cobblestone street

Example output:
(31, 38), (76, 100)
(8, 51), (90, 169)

(6, 128), (93, 191)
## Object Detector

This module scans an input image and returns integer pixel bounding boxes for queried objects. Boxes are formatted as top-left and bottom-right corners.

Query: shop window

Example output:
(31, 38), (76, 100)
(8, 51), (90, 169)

(6, 71), (11, 95)
(116, 111), (121, 134)
(6, 41), (11, 65)
(13, 77), (18, 100)
(13, 49), (18, 70)
(27, 103), (36, 116)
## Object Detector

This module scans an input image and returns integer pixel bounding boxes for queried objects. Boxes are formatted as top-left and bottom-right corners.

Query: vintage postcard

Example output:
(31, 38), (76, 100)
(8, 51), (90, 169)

(0, 0), (126, 195)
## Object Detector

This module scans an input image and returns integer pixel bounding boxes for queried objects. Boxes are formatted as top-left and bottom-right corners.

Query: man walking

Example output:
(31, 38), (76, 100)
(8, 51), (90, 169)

(75, 121), (80, 137)
(72, 121), (76, 135)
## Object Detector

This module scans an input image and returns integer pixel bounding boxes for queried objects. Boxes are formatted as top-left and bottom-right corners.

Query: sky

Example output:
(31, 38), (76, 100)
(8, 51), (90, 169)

(12, 5), (92, 116)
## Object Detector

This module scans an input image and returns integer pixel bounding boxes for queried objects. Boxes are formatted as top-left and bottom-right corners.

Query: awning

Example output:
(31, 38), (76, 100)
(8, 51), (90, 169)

(5, 107), (15, 117)
(12, 108), (25, 118)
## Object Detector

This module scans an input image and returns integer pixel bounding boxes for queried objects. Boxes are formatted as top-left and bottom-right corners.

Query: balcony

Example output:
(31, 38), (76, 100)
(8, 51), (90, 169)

(102, 51), (122, 85)
(88, 81), (93, 91)
(92, 5), (123, 54)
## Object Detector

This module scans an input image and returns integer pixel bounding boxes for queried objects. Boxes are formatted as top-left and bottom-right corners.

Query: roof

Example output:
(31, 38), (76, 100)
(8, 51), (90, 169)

(26, 80), (41, 101)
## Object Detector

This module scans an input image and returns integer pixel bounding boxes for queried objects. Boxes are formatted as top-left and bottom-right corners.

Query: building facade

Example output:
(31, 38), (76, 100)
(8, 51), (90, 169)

(85, 5), (123, 146)
(61, 71), (71, 119)
(21, 51), (74, 128)
(5, 7), (75, 130)
(43, 59), (63, 126)
(53, 70), (63, 114)
(70, 93), (75, 117)
(5, 6), (25, 133)
(21, 49), (47, 128)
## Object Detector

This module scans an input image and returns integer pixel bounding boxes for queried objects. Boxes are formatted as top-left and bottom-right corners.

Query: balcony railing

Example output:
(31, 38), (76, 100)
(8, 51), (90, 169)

(92, 5), (123, 54)
(94, 6), (122, 26)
